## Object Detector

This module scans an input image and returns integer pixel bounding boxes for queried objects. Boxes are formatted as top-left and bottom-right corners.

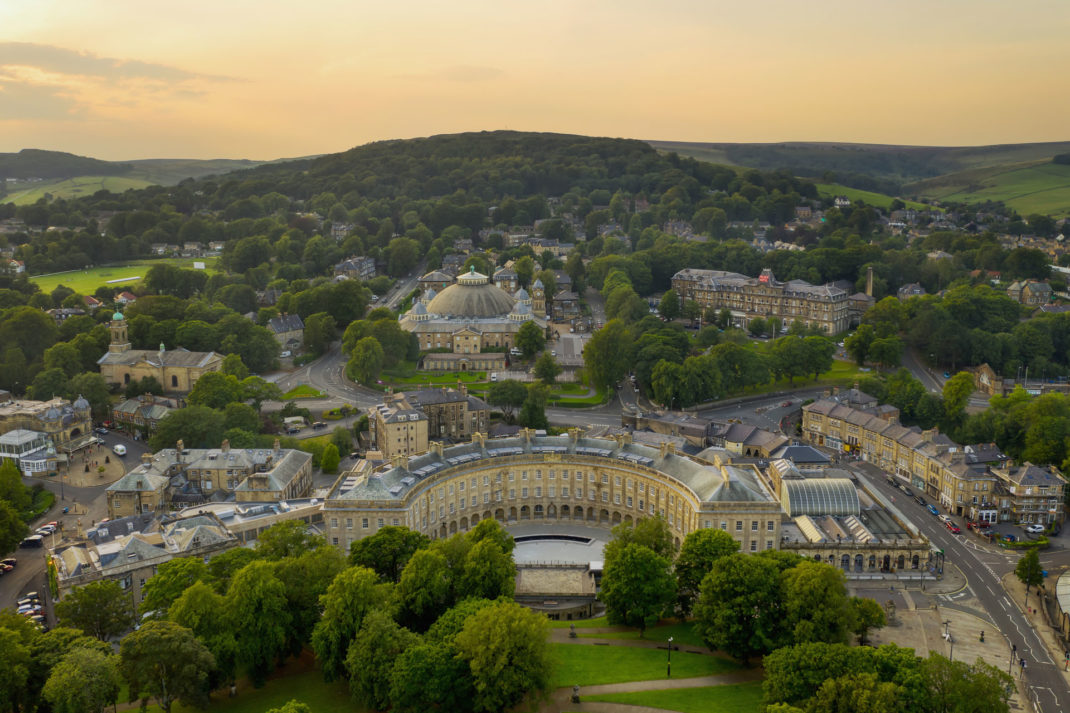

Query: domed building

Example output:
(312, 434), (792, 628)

(400, 267), (545, 372)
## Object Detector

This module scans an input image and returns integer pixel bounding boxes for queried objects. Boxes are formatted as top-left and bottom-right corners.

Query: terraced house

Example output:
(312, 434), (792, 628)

(671, 267), (850, 334)
(802, 398), (1066, 526)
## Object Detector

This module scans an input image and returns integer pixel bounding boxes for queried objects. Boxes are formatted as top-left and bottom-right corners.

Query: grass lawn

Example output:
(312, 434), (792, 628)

(121, 668), (357, 713)
(551, 643), (739, 688)
(584, 682), (764, 713)
(549, 387), (608, 407)
(31, 258), (220, 295)
(578, 621), (706, 649)
(549, 615), (610, 629)
(282, 384), (327, 400)
(720, 358), (869, 400)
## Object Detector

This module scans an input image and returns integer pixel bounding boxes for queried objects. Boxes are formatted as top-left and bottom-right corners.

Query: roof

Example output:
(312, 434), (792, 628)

(420, 270), (453, 282)
(782, 478), (860, 517)
(770, 444), (832, 466)
(97, 347), (223, 368)
(268, 314), (304, 334)
(425, 271), (516, 318)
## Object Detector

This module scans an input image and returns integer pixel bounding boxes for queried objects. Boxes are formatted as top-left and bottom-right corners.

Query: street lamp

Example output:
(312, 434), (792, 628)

(1009, 643), (1017, 675)
(667, 636), (673, 678)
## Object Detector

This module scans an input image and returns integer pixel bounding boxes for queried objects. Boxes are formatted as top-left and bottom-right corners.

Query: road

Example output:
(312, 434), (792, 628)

(854, 461), (1070, 713)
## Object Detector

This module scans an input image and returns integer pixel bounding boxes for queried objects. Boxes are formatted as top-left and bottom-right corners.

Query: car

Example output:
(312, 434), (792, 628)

(550, 350), (557, 357)
(17, 597), (38, 608)
(94, 427), (108, 435)
(17, 606), (42, 616)
(1026, 524), (1046, 534)
(945, 521), (961, 534)
(899, 485), (913, 496)
(490, 373), (498, 382)
(913, 494), (926, 506)
(781, 400), (793, 407)
(112, 444), (127, 456)
(1, 557), (16, 569)
(927, 504), (939, 516)
(285, 426), (300, 435)
(0, 564), (10, 575)
(280, 350), (292, 358)
(349, 452), (361, 460)
(20, 535), (43, 548)
(943, 372), (951, 378)
(23, 591), (39, 601)
(312, 422), (327, 430)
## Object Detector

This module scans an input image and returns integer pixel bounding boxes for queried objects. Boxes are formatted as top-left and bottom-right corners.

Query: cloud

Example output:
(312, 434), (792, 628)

(0, 79), (81, 120)
(0, 42), (233, 83)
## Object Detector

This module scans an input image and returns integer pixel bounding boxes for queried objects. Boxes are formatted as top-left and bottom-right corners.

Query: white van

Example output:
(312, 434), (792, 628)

(112, 444), (127, 456)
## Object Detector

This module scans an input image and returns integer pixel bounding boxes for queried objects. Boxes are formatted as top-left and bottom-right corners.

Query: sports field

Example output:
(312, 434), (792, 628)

(30, 258), (219, 294)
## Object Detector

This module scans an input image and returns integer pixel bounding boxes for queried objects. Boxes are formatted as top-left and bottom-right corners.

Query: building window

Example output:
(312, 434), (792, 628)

(735, 521), (742, 531)
(330, 518), (338, 528)
(750, 541), (758, 552)
(362, 518), (369, 529)
(509, 489), (516, 499)
(548, 487), (555, 497)
(766, 540), (773, 550)
(535, 487), (542, 497)
(393, 518), (399, 526)
(614, 476), (621, 486)
(332, 537), (339, 546)
(601, 492), (608, 502)
(767, 521), (775, 531)
(751, 521), (758, 531)
(627, 496), (633, 507)
(377, 518), (384, 528)
(602, 474), (608, 484)
(522, 488), (528, 498)
(346, 518), (353, 529)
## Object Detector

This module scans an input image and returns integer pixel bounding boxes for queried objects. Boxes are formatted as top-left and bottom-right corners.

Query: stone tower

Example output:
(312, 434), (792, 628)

(531, 278), (546, 318)
(109, 311), (131, 354)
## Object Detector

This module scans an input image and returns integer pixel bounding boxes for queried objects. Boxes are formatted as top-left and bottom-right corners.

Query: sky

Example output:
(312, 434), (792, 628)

(1, 0), (1068, 160)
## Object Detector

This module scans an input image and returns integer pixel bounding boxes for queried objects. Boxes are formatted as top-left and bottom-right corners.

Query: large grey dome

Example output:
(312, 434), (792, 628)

(426, 269), (516, 318)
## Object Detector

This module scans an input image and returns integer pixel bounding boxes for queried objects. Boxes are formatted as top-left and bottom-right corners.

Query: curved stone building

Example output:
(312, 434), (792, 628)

(399, 267), (546, 371)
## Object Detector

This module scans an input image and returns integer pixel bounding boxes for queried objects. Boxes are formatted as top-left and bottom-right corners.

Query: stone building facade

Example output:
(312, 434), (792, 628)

(97, 312), (224, 392)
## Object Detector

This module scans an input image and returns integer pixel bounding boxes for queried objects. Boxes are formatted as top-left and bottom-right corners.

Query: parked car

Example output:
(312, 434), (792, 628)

(900, 485), (913, 497)
(945, 521), (961, 534)
(20, 535), (43, 548)
(280, 351), (292, 358)
(1026, 524), (1046, 534)
(0, 563), (11, 574)
(94, 427), (108, 435)
(927, 504), (939, 516)
(781, 400), (793, 407)
(312, 422), (327, 430)
(112, 444), (127, 456)
(1, 557), (16, 569)
(913, 494), (926, 506)
(490, 373), (498, 382)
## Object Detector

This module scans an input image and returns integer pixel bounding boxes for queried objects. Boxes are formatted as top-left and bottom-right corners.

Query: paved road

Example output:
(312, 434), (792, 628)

(854, 461), (1070, 712)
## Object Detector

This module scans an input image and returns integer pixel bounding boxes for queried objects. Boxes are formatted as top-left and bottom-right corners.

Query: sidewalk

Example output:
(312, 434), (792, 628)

(1002, 571), (1070, 686)
(540, 669), (764, 713)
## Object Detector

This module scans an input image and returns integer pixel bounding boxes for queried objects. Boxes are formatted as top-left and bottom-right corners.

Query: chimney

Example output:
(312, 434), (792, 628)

(273, 438), (280, 455)
(471, 432), (485, 449)
(659, 440), (676, 459)
(568, 427), (581, 444)
(865, 266), (874, 297)
(175, 440), (184, 462)
(221, 439), (230, 453)
(430, 441), (444, 458)
(141, 453), (152, 465)
(459, 381), (467, 397)
(392, 453), (408, 471)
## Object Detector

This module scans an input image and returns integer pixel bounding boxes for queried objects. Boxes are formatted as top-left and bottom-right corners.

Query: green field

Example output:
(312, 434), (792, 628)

(815, 183), (932, 211)
(551, 643), (739, 688)
(578, 621), (707, 649)
(907, 161), (1070, 217)
(30, 258), (219, 295)
(282, 385), (327, 400)
(584, 682), (764, 713)
(5, 176), (156, 205)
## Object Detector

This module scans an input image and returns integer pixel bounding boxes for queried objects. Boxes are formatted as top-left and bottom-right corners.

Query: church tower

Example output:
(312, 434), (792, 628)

(109, 311), (131, 354)
(531, 278), (546, 318)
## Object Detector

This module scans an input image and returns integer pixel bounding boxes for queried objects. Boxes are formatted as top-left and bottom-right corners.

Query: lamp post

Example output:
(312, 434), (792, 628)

(1009, 643), (1017, 674)
(667, 636), (673, 678)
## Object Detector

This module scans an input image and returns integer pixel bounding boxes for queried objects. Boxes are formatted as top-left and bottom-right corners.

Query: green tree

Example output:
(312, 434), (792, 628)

(0, 458), (32, 513)
(675, 528), (740, 615)
(255, 520), (327, 560)
(1015, 547), (1044, 595)
(55, 580), (136, 641)
(139, 557), (211, 618)
(0, 502), (27, 555)
(149, 406), (226, 450)
(844, 324), (876, 366)
(942, 371), (975, 425)
(390, 642), (475, 713)
(517, 382), (549, 429)
(222, 402), (260, 434)
(921, 652), (1013, 713)
(599, 543), (675, 635)
(514, 256), (535, 287)
(515, 320), (545, 358)
(119, 620), (215, 713)
(239, 375), (283, 412)
(311, 566), (393, 682)
(808, 672), (900, 713)
(226, 560), (290, 687)
(187, 372), (244, 410)
(273, 546), (346, 659)
(533, 351), (561, 384)
(584, 320), (634, 390)
(320, 443), (341, 474)
(396, 548), (455, 632)
(659, 289), (681, 320)
(265, 701), (313, 713)
(345, 611), (419, 710)
(41, 647), (120, 713)
(868, 336), (903, 369)
(694, 553), (784, 662)
(303, 312), (336, 356)
(28, 368), (68, 401)
(487, 379), (528, 422)
(849, 597), (886, 645)
(67, 372), (112, 420)
(346, 337), (384, 385)
(221, 353), (249, 379)
(0, 627), (31, 712)
(454, 600), (552, 713)
(468, 517), (516, 555)
(459, 538), (516, 601)
(168, 581), (237, 689)
(782, 561), (853, 645)
(43, 342), (82, 378)
(606, 514), (676, 559)
(349, 526), (430, 582)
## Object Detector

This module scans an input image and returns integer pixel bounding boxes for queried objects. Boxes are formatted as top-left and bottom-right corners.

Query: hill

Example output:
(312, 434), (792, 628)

(904, 160), (1070, 217)
(0, 148), (132, 179)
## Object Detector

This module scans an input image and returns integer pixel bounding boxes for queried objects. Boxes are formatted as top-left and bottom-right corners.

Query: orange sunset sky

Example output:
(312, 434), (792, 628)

(1, 0), (1068, 160)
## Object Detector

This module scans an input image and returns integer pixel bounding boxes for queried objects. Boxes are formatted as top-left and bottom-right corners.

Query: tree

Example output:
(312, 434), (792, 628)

(0, 501), (27, 556)
(318, 442), (340, 473)
(349, 526), (429, 582)
(606, 514), (676, 559)
(844, 324), (876, 365)
(514, 256), (535, 287)
(43, 342), (82, 377)
(922, 652), (1013, 713)
(1015, 547), (1044, 595)
(119, 620), (215, 713)
(226, 560), (290, 687)
(222, 401), (259, 434)
(454, 600), (553, 713)
(599, 543), (675, 635)
(345, 611), (419, 710)
(221, 353), (249, 379)
(782, 561), (853, 645)
(239, 375), (283, 412)
(273, 546), (346, 659)
(41, 647), (120, 713)
(849, 597), (886, 645)
(533, 351), (561, 384)
(659, 289), (681, 320)
(255, 520), (327, 560)
(584, 319), (634, 390)
(168, 581), (237, 689)
(139, 557), (211, 618)
(942, 371), (975, 425)
(55, 580), (136, 641)
(395, 548), (454, 632)
(187, 372), (244, 410)
(868, 336), (903, 369)
(67, 372), (111, 419)
(311, 566), (393, 681)
(390, 642), (475, 713)
(808, 672), (900, 713)
(0, 458), (32, 513)
(694, 553), (784, 662)
(0, 627), (30, 712)
(459, 538), (516, 601)
(28, 368), (68, 401)
(265, 701), (313, 713)
(487, 379), (528, 422)
(517, 382), (549, 429)
(515, 320), (545, 358)
(675, 529), (740, 615)
(149, 406), (226, 451)
(682, 299), (701, 324)
(386, 237), (420, 276)
(303, 312), (336, 356)
(346, 337), (384, 385)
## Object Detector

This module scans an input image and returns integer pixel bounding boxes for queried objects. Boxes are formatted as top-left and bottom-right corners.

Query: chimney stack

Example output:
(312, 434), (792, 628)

(866, 266), (874, 297)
